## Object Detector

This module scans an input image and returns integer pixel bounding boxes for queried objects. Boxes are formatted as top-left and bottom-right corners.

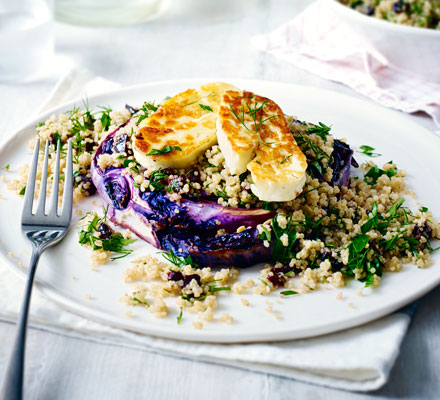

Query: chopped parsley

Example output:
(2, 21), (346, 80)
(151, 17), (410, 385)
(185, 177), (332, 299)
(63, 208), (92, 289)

(359, 145), (381, 157)
(19, 186), (26, 196)
(177, 307), (183, 324)
(148, 168), (168, 190)
(346, 232), (383, 287)
(307, 122), (331, 141)
(146, 145), (182, 156)
(137, 101), (159, 124)
(262, 201), (275, 211)
(258, 224), (272, 242)
(122, 159), (142, 174)
(270, 214), (299, 265)
(294, 130), (331, 179)
(364, 163), (397, 185)
(2, 164), (10, 171)
(216, 188), (230, 199)
(98, 106), (112, 131)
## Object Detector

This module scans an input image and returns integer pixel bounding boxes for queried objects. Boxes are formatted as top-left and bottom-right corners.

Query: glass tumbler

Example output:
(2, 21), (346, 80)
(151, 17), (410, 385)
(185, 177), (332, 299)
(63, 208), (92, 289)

(0, 0), (54, 82)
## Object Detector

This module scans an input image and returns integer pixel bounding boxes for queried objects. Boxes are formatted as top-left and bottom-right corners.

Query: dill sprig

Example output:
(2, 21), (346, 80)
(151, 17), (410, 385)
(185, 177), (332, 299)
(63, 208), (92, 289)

(161, 249), (198, 268)
(78, 208), (136, 260)
(229, 97), (280, 136)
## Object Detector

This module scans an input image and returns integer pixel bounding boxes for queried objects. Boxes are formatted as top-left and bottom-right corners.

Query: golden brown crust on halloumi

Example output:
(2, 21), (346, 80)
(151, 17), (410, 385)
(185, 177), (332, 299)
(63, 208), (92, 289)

(217, 90), (307, 200)
(247, 95), (307, 201)
(133, 82), (238, 169)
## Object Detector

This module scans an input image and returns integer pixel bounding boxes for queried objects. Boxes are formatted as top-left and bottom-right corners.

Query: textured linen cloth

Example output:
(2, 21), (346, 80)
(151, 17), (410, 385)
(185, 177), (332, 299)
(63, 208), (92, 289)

(0, 69), (414, 392)
(252, 0), (440, 129)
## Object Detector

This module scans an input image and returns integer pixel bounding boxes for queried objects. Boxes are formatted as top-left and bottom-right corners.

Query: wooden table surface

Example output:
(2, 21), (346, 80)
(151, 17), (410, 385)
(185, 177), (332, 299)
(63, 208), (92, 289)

(1, 0), (439, 398)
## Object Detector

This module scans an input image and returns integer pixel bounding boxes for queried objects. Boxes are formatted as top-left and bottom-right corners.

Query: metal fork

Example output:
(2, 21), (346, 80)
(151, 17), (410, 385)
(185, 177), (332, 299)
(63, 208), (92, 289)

(1, 139), (73, 400)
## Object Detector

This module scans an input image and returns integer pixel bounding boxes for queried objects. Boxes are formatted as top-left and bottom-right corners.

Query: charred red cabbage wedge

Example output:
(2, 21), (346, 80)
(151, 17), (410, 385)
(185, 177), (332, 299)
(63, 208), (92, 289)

(91, 126), (275, 267)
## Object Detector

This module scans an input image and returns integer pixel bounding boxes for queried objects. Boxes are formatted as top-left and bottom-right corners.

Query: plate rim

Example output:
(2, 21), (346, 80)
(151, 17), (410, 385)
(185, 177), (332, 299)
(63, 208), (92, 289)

(1, 77), (440, 343)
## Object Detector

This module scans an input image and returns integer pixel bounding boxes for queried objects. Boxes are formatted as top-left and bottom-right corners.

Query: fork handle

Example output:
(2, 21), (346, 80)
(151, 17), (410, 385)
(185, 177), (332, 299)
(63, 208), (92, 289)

(1, 248), (41, 400)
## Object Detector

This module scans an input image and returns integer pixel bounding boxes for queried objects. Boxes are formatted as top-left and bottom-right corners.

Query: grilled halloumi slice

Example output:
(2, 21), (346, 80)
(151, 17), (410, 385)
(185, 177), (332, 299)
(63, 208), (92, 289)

(216, 91), (260, 175)
(133, 82), (238, 169)
(217, 90), (307, 202)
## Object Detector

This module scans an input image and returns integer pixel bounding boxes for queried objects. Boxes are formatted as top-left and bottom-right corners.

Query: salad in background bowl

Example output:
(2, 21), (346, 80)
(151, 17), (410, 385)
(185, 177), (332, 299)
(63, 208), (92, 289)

(327, 0), (440, 81)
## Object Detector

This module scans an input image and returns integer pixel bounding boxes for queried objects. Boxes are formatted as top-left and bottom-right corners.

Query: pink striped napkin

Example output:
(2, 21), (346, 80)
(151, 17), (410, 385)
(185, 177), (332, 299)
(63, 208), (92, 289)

(251, 0), (440, 128)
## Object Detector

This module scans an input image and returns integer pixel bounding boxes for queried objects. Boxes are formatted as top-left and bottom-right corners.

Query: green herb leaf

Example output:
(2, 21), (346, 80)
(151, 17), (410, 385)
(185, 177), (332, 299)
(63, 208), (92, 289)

(257, 224), (272, 242)
(350, 0), (363, 8)
(78, 210), (136, 260)
(146, 145), (182, 156)
(19, 186), (26, 195)
(280, 290), (298, 296)
(2, 164), (10, 171)
(364, 273), (375, 287)
(361, 202), (378, 234)
(258, 278), (274, 288)
(271, 214), (298, 264)
(137, 101), (159, 124)
(98, 106), (112, 131)
(262, 201), (275, 211)
(280, 155), (292, 165)
(199, 104), (213, 112)
(177, 307), (183, 324)
(387, 198), (405, 220)
(131, 297), (149, 306)
(359, 145), (381, 157)
(149, 168), (168, 190)
(209, 285), (231, 292)
(352, 234), (370, 253)
(161, 249), (198, 268)
(307, 122), (331, 141)
(364, 164), (397, 185)
(216, 189), (230, 199)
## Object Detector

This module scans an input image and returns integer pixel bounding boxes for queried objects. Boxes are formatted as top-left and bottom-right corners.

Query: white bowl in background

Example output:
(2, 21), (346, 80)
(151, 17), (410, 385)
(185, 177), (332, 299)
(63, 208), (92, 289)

(327, 0), (440, 82)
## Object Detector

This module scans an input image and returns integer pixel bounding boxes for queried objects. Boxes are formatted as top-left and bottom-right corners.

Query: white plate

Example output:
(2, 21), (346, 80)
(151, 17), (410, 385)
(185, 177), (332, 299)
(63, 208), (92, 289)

(0, 79), (439, 343)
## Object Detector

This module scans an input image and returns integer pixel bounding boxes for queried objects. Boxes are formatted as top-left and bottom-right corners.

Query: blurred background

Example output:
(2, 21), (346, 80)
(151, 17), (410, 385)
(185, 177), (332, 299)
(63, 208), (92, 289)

(2, 0), (341, 136)
(0, 0), (293, 84)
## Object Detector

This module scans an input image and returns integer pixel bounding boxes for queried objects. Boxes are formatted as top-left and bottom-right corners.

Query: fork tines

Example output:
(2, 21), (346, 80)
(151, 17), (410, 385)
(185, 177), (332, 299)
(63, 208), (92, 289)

(22, 139), (73, 225)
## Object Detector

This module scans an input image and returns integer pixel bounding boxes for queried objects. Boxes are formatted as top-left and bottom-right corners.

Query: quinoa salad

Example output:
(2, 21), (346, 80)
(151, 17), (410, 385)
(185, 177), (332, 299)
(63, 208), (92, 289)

(339, 0), (440, 29)
(6, 83), (439, 329)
